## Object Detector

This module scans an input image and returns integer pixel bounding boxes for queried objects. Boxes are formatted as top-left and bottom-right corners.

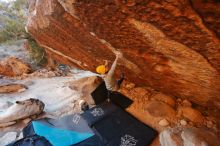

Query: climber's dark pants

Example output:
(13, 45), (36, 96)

(107, 76), (124, 99)
(117, 77), (124, 88)
(107, 91), (112, 100)
(91, 74), (132, 109)
(106, 76), (133, 109)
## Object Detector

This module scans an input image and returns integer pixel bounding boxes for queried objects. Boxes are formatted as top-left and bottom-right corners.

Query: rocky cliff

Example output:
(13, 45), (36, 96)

(26, 0), (220, 108)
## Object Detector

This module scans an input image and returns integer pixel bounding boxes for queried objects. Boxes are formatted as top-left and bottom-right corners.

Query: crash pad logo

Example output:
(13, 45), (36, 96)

(72, 114), (81, 124)
(120, 134), (137, 146)
(90, 108), (104, 117)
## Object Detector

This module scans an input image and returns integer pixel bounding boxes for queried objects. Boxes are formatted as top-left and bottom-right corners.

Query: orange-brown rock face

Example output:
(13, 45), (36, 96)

(27, 0), (220, 108)
(0, 57), (31, 77)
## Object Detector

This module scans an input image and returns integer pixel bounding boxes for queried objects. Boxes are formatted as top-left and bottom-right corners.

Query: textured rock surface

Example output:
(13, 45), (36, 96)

(27, 0), (220, 108)
(0, 57), (31, 77)
(179, 107), (204, 123)
(191, 0), (220, 38)
(159, 127), (219, 146)
(158, 119), (170, 127)
(0, 84), (27, 94)
(146, 100), (176, 118)
(151, 93), (176, 107)
(69, 76), (102, 105)
(0, 98), (44, 127)
(0, 132), (17, 146)
(180, 119), (187, 126)
(182, 99), (192, 107)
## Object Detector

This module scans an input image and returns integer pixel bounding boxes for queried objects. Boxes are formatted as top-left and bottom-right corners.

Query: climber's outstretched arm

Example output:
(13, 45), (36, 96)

(107, 51), (122, 77)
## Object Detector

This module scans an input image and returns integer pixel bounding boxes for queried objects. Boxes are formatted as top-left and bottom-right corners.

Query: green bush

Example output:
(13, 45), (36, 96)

(28, 38), (47, 66)
(0, 0), (28, 43)
(0, 17), (27, 43)
(0, 0), (47, 67)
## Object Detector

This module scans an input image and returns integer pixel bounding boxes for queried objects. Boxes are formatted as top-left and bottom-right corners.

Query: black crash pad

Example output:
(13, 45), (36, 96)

(91, 82), (133, 109)
(8, 102), (157, 146)
(81, 102), (158, 146)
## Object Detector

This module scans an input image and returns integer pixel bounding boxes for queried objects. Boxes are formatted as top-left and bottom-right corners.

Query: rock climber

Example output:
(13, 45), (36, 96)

(79, 51), (124, 111)
(96, 51), (124, 100)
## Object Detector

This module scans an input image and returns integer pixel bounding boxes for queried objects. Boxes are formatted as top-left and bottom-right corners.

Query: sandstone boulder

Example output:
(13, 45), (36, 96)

(0, 98), (44, 127)
(145, 101), (176, 118)
(26, 0), (220, 108)
(0, 102), (13, 110)
(0, 57), (31, 77)
(69, 76), (102, 105)
(0, 84), (27, 94)
(159, 127), (219, 146)
(179, 107), (204, 123)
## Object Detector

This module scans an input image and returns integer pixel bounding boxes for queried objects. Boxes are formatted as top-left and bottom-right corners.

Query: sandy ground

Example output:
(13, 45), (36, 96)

(0, 40), (101, 145)
(0, 69), (99, 145)
(1, 77), (79, 115)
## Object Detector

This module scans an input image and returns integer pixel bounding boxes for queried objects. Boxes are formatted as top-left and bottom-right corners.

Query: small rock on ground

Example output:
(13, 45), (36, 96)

(180, 119), (187, 126)
(159, 119), (170, 127)
(206, 120), (213, 128)
(182, 99), (192, 107)
(179, 107), (204, 123)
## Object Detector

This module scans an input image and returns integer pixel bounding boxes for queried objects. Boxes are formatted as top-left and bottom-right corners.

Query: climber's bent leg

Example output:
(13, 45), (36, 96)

(117, 73), (125, 88)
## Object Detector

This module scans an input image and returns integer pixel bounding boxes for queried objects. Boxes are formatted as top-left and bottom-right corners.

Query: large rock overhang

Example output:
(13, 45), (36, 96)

(26, 0), (220, 108)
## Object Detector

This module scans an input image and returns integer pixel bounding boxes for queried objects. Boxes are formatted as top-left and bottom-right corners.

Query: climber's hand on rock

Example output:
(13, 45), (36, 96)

(115, 51), (123, 59)
(104, 60), (108, 66)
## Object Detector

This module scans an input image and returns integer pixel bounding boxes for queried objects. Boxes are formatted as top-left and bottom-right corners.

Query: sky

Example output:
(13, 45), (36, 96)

(0, 0), (15, 3)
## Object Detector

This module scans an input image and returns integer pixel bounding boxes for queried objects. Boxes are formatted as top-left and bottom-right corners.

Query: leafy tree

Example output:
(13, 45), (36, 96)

(0, 0), (28, 43)
(0, 0), (47, 66)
